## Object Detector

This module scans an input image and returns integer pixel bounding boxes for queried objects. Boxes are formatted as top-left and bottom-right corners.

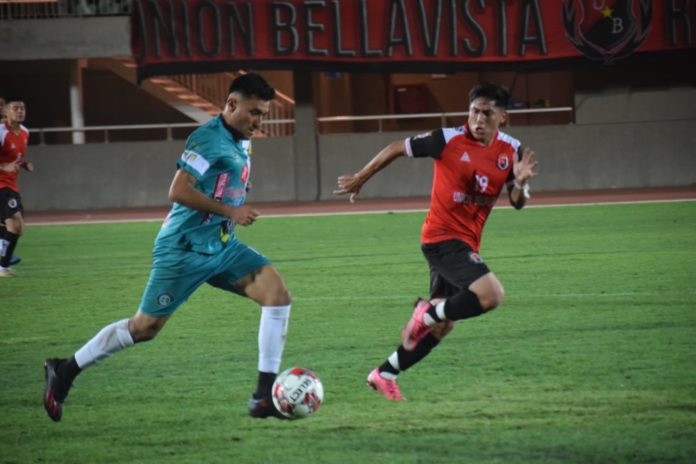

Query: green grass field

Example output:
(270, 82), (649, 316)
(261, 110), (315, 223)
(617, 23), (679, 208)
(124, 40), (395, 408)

(1, 201), (695, 463)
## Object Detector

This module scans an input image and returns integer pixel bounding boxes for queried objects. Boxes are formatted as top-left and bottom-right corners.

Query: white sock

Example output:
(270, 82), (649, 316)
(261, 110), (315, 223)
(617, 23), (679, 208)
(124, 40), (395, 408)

(74, 319), (135, 369)
(435, 301), (447, 320)
(382, 351), (400, 379)
(424, 301), (447, 326)
(258, 305), (290, 373)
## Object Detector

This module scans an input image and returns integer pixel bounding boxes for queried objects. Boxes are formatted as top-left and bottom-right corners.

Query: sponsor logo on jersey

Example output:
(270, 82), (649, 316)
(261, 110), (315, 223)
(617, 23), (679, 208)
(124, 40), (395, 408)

(452, 192), (497, 206)
(413, 131), (432, 140)
(240, 162), (250, 184)
(242, 139), (252, 156)
(213, 173), (230, 199)
(460, 152), (471, 162)
(181, 149), (210, 176)
(497, 154), (509, 170)
(201, 173), (231, 225)
(220, 220), (232, 244)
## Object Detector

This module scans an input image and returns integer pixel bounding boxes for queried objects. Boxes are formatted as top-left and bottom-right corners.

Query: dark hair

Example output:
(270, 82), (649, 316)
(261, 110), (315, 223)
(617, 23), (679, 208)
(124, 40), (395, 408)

(229, 72), (275, 101)
(468, 83), (511, 109)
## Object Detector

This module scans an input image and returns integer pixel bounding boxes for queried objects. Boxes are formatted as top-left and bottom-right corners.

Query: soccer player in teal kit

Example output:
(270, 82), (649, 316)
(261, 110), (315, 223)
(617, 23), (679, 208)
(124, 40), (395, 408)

(44, 73), (291, 421)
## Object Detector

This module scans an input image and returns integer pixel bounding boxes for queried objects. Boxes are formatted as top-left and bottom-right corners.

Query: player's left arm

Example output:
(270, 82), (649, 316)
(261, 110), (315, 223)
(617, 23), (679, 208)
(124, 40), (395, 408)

(20, 161), (34, 172)
(508, 147), (538, 210)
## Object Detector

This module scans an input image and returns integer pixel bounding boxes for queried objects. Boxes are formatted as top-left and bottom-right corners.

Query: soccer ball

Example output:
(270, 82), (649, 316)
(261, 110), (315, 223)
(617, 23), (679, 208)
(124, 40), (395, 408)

(272, 367), (324, 420)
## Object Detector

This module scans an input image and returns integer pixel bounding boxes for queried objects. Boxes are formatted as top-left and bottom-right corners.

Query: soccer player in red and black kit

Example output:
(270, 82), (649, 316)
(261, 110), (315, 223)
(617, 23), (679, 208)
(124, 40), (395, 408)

(0, 98), (33, 277)
(335, 83), (538, 400)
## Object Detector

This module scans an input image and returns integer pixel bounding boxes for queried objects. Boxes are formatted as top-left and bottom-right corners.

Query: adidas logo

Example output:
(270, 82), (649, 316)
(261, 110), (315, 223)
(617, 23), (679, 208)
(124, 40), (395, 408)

(460, 152), (471, 162)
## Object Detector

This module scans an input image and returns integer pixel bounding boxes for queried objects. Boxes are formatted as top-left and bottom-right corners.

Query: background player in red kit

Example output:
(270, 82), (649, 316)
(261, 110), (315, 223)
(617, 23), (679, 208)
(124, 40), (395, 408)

(0, 98), (32, 277)
(334, 83), (538, 400)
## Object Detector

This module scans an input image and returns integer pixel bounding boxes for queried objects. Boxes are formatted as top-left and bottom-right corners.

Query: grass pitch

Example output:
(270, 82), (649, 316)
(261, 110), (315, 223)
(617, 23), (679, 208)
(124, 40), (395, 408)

(1, 201), (695, 463)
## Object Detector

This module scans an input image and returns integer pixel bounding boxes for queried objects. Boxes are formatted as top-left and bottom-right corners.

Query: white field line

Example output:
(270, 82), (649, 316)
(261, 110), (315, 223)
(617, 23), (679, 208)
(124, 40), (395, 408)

(294, 291), (695, 302)
(262, 198), (696, 218)
(26, 197), (696, 226)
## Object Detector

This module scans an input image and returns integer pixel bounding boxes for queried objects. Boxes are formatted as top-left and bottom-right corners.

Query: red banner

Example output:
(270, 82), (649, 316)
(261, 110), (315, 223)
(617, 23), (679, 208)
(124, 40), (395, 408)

(132, 0), (695, 80)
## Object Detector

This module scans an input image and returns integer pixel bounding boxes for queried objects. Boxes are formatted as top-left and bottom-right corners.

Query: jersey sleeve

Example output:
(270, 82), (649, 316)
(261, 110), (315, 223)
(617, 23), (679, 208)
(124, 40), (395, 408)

(177, 133), (215, 181)
(404, 129), (447, 159)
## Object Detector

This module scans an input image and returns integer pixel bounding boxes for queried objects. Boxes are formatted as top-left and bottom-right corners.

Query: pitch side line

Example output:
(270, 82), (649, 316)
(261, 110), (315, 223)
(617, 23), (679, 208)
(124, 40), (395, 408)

(294, 290), (695, 301)
(261, 198), (696, 218)
(25, 197), (696, 226)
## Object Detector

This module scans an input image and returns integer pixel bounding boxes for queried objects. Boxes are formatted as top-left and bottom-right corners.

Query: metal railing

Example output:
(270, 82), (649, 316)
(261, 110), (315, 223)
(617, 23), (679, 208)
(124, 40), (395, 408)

(318, 107), (574, 132)
(34, 120), (296, 145)
(166, 71), (297, 137)
(32, 107), (573, 144)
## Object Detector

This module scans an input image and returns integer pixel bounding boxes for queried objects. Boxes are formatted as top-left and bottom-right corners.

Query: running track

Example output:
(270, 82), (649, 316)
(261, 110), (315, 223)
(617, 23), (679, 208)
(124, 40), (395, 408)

(25, 186), (696, 226)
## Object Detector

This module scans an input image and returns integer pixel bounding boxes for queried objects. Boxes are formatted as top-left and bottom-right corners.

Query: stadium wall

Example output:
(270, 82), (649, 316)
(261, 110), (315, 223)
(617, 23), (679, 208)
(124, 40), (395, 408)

(0, 18), (130, 60)
(22, 117), (696, 211)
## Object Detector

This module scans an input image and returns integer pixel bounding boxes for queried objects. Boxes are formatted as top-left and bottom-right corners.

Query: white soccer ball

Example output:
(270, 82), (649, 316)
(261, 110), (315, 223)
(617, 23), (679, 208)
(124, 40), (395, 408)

(272, 367), (324, 419)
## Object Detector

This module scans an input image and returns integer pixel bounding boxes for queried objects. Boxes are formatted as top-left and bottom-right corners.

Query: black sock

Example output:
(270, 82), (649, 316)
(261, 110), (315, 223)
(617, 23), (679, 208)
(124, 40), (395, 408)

(379, 334), (441, 376)
(57, 356), (82, 383)
(0, 231), (18, 268)
(397, 334), (441, 371)
(255, 371), (277, 398)
(378, 360), (399, 376)
(443, 288), (485, 321)
(426, 304), (443, 323)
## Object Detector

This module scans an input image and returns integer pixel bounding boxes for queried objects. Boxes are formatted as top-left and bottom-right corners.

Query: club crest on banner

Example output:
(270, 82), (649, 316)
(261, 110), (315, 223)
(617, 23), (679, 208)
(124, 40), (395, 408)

(562, 0), (653, 63)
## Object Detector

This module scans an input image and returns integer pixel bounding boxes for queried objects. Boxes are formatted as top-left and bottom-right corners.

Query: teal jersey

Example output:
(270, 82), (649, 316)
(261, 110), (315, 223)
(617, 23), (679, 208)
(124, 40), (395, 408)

(155, 115), (252, 255)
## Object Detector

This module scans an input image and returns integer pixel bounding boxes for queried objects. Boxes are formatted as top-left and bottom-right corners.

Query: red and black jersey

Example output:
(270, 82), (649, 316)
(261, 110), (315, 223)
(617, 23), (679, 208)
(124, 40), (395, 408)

(405, 124), (521, 251)
(0, 121), (30, 192)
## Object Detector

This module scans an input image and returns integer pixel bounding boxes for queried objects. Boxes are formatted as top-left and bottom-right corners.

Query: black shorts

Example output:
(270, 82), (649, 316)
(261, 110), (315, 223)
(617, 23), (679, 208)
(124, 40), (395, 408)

(0, 187), (24, 222)
(421, 239), (491, 299)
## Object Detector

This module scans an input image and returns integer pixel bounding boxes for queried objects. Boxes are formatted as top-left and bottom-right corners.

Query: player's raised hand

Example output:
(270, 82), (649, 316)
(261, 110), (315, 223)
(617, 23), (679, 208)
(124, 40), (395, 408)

(229, 204), (260, 226)
(514, 147), (538, 184)
(334, 174), (363, 203)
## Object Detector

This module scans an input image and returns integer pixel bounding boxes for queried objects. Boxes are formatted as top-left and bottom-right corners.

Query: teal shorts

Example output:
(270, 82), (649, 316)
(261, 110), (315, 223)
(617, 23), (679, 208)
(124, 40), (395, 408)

(139, 238), (271, 317)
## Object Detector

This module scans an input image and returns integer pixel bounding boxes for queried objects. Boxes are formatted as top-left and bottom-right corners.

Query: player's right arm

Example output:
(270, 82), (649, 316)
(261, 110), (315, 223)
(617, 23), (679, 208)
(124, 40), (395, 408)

(334, 129), (448, 203)
(334, 139), (407, 203)
(168, 169), (259, 226)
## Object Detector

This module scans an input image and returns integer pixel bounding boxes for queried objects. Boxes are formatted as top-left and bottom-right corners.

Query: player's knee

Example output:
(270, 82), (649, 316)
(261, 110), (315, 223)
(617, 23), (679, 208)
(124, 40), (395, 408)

(129, 320), (163, 343)
(270, 286), (291, 306)
(5, 219), (22, 235)
(479, 285), (505, 311)
(131, 327), (159, 343)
